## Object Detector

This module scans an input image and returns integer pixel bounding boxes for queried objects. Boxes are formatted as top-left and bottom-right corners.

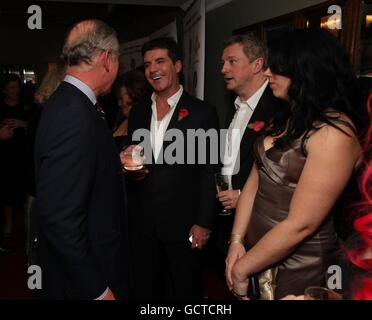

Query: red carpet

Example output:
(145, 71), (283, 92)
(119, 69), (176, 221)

(0, 208), (36, 300)
(0, 208), (232, 300)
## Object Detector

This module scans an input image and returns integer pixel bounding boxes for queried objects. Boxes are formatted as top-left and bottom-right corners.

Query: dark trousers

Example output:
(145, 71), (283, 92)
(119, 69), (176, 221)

(132, 234), (203, 300)
(205, 212), (235, 278)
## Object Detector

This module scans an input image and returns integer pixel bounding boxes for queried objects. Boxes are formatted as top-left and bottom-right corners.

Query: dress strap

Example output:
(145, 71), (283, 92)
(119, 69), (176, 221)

(302, 118), (356, 156)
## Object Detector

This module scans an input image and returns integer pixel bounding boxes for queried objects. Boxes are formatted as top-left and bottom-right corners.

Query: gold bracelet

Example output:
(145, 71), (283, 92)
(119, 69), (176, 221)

(231, 288), (248, 299)
(228, 233), (243, 245)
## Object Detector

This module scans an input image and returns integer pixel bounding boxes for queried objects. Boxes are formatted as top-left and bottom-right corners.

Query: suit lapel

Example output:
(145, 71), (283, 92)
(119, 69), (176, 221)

(166, 91), (187, 131)
(141, 99), (153, 132)
(131, 99), (154, 166)
(238, 86), (273, 162)
(160, 92), (188, 155)
(249, 86), (274, 124)
(225, 87), (273, 159)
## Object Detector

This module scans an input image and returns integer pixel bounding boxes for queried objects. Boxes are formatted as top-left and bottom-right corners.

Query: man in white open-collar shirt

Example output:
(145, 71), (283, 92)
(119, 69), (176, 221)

(214, 34), (281, 256)
(122, 37), (219, 299)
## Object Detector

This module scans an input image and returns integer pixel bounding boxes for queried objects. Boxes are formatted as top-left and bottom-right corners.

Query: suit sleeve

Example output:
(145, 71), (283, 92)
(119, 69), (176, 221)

(127, 103), (139, 145)
(35, 107), (106, 299)
(196, 104), (220, 228)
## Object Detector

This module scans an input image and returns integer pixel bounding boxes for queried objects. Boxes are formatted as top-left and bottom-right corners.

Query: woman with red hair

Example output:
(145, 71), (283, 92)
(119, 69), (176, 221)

(345, 92), (372, 299)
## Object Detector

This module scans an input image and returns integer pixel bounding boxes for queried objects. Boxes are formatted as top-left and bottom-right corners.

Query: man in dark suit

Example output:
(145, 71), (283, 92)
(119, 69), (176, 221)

(214, 34), (281, 257)
(121, 37), (219, 299)
(34, 20), (128, 300)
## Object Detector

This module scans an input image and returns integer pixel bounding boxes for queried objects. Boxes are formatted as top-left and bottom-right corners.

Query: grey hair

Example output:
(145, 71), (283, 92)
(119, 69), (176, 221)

(223, 34), (268, 69)
(61, 19), (119, 67)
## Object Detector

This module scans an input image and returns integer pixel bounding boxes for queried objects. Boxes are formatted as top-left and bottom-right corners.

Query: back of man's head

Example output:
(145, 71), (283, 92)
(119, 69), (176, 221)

(61, 19), (119, 68)
(223, 34), (268, 69)
(141, 37), (181, 63)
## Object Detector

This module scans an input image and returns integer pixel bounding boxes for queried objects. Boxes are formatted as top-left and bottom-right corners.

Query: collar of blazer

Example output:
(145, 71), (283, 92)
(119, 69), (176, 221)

(131, 91), (190, 167)
(238, 86), (279, 158)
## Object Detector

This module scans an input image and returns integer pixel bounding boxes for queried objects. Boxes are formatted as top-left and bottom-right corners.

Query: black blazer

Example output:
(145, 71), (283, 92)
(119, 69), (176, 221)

(127, 91), (219, 242)
(34, 82), (128, 299)
(225, 86), (282, 190)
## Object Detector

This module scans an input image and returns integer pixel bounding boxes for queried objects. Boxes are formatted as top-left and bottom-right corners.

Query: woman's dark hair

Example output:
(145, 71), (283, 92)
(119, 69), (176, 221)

(266, 28), (361, 150)
(115, 70), (151, 105)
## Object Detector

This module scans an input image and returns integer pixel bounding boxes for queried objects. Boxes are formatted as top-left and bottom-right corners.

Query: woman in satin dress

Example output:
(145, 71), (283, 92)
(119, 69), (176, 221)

(225, 29), (363, 299)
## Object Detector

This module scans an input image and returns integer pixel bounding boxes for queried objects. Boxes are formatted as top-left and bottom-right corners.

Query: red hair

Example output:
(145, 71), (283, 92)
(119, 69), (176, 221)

(346, 92), (372, 299)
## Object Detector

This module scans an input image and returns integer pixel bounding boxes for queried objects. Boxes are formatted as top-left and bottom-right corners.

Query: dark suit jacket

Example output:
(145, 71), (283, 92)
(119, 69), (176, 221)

(127, 91), (219, 242)
(225, 86), (281, 190)
(34, 82), (128, 299)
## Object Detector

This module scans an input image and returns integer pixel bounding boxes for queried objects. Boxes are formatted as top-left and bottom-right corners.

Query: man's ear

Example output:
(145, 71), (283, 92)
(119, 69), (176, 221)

(100, 50), (110, 72)
(175, 60), (182, 74)
(252, 57), (264, 74)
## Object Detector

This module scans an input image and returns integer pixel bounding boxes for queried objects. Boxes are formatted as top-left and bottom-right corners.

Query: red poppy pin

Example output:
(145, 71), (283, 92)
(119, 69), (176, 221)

(247, 121), (265, 132)
(178, 108), (189, 121)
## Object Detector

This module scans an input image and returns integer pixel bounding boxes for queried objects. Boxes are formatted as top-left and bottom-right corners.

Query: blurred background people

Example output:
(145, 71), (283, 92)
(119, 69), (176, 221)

(112, 70), (151, 149)
(225, 29), (362, 299)
(0, 123), (15, 260)
(24, 63), (65, 265)
(343, 92), (372, 299)
(0, 73), (34, 239)
(0, 123), (14, 141)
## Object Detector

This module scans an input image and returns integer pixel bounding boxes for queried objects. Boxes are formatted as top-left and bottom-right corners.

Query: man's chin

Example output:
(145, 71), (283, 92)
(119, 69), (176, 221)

(225, 84), (235, 91)
(152, 85), (165, 93)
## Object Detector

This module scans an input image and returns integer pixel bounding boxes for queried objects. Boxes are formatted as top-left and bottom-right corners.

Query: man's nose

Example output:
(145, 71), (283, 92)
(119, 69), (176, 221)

(148, 63), (158, 74)
(221, 62), (228, 74)
(264, 67), (272, 77)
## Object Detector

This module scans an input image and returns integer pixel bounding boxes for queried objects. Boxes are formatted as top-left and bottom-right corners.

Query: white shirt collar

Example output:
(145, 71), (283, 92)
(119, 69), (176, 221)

(64, 75), (97, 105)
(151, 85), (183, 110)
(234, 79), (268, 111)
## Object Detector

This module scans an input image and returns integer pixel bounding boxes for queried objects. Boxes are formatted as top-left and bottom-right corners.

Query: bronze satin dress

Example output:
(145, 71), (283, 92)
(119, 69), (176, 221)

(246, 134), (339, 299)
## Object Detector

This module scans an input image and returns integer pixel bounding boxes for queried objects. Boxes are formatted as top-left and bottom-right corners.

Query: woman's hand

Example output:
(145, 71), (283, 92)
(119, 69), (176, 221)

(231, 260), (250, 300)
(225, 242), (245, 289)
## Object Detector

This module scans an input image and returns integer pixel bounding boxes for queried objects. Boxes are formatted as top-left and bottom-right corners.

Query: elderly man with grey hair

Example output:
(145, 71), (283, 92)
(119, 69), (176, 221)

(34, 19), (128, 300)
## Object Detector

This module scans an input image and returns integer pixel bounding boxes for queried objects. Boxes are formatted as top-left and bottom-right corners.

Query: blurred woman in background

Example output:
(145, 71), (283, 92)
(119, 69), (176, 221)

(25, 63), (65, 265)
(112, 70), (151, 148)
(0, 74), (33, 238)
(343, 92), (372, 299)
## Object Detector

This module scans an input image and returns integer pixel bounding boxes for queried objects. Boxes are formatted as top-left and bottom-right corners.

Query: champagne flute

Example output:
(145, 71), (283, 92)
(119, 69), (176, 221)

(215, 173), (232, 216)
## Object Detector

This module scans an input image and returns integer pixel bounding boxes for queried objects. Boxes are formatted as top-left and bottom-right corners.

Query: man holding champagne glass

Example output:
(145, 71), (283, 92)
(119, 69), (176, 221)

(212, 34), (281, 259)
(120, 37), (219, 299)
